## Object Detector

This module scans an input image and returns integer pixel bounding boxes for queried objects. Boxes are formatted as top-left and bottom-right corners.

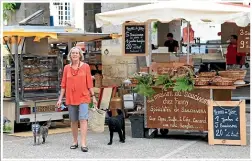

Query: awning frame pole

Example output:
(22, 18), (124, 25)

(14, 36), (20, 123)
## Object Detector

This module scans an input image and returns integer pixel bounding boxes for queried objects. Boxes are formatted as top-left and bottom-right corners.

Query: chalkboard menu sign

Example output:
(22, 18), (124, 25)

(122, 23), (148, 56)
(208, 101), (246, 146)
(213, 106), (240, 140)
(146, 88), (210, 131)
(237, 24), (250, 53)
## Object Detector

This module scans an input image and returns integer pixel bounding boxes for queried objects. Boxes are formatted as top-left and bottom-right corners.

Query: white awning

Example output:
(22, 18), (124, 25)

(95, 1), (250, 27)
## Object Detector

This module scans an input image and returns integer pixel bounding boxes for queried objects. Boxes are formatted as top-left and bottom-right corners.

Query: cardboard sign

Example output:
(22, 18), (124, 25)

(122, 23), (149, 56)
(208, 100), (246, 146)
(146, 88), (210, 131)
(237, 24), (250, 53)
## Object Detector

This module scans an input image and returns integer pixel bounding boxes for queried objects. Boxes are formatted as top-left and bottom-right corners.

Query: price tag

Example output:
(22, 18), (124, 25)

(238, 25), (250, 53)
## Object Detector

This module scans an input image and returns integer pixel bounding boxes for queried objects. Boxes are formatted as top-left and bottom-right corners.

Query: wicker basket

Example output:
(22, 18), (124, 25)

(193, 77), (210, 86)
(212, 76), (234, 86)
(173, 65), (194, 78)
(129, 78), (138, 84)
(183, 64), (194, 71)
(140, 67), (149, 73)
(198, 72), (216, 78)
(218, 70), (247, 80)
(157, 67), (175, 76)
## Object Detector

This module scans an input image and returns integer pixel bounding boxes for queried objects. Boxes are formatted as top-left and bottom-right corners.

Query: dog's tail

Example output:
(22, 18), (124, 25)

(47, 118), (52, 127)
(42, 118), (52, 127)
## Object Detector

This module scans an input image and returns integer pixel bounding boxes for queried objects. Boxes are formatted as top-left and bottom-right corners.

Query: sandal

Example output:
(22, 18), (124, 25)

(81, 146), (88, 152)
(70, 144), (78, 149)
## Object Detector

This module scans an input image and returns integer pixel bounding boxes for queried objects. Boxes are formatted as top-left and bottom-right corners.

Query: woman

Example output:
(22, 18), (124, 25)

(57, 47), (97, 152)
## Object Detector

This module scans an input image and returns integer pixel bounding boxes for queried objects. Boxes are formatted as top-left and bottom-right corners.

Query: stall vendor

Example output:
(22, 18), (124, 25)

(226, 35), (246, 68)
(164, 33), (179, 52)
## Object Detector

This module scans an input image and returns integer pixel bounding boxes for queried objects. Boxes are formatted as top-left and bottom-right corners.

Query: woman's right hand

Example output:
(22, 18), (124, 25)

(56, 99), (62, 108)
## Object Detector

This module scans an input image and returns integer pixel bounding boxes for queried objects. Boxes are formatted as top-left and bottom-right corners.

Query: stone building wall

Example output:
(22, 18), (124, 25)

(101, 3), (149, 86)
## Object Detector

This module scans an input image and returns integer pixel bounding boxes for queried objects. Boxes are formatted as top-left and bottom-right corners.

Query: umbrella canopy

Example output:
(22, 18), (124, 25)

(95, 1), (250, 27)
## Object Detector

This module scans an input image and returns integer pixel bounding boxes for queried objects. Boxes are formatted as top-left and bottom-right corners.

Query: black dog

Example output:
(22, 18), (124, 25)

(106, 109), (125, 145)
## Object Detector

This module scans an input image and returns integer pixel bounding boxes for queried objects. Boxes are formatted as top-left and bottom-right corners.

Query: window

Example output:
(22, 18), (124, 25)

(53, 2), (71, 26)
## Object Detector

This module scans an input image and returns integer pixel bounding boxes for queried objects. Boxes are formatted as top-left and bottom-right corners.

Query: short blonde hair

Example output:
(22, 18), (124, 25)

(67, 47), (84, 62)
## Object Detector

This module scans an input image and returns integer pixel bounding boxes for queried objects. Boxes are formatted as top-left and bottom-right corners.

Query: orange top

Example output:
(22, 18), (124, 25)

(61, 63), (93, 105)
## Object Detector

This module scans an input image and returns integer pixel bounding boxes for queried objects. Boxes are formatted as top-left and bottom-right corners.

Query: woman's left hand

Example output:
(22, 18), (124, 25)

(92, 96), (98, 107)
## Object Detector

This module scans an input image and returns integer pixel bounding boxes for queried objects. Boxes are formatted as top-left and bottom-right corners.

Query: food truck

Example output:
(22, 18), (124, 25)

(3, 25), (116, 133)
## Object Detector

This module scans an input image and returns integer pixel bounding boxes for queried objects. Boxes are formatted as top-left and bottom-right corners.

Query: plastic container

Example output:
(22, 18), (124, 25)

(123, 93), (137, 110)
(129, 114), (144, 138)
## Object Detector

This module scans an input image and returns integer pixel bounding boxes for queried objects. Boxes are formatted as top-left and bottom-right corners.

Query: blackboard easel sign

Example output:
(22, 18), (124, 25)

(208, 100), (246, 146)
(122, 22), (149, 56)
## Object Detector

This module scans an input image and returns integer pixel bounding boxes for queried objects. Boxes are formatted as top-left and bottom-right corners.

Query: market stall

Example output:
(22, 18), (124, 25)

(2, 26), (118, 133)
(95, 1), (250, 145)
(129, 66), (248, 136)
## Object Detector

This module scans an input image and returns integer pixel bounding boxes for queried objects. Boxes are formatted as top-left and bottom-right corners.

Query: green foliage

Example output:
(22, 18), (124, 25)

(3, 125), (12, 132)
(152, 22), (158, 33)
(155, 75), (174, 90)
(173, 75), (194, 92)
(135, 74), (154, 85)
(132, 68), (195, 97)
(3, 3), (16, 21)
(133, 74), (155, 98)
(133, 84), (155, 98)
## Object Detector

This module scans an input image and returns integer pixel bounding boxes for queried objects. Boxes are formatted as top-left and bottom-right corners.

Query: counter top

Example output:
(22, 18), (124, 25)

(128, 84), (249, 90)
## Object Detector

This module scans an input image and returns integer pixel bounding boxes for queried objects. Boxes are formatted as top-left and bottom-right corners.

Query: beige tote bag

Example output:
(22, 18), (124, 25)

(88, 107), (106, 133)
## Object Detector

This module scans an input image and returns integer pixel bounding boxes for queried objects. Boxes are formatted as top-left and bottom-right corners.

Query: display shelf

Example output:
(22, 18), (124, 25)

(20, 54), (62, 99)
(3, 54), (63, 99)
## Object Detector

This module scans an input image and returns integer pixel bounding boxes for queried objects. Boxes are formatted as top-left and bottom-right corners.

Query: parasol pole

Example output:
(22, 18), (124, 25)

(147, 21), (152, 69)
(143, 20), (152, 73)
(187, 21), (190, 64)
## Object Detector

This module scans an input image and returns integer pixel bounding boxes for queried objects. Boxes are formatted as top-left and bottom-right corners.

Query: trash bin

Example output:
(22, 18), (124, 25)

(129, 114), (144, 138)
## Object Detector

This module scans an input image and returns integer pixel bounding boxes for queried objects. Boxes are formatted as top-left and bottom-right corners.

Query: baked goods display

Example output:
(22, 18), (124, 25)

(218, 69), (247, 81)
(22, 56), (59, 90)
(193, 77), (210, 86)
(211, 76), (234, 86)
(195, 69), (247, 86)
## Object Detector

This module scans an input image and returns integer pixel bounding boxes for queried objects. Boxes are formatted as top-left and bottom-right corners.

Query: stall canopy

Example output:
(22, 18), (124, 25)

(95, 1), (250, 28)
(3, 26), (120, 43)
